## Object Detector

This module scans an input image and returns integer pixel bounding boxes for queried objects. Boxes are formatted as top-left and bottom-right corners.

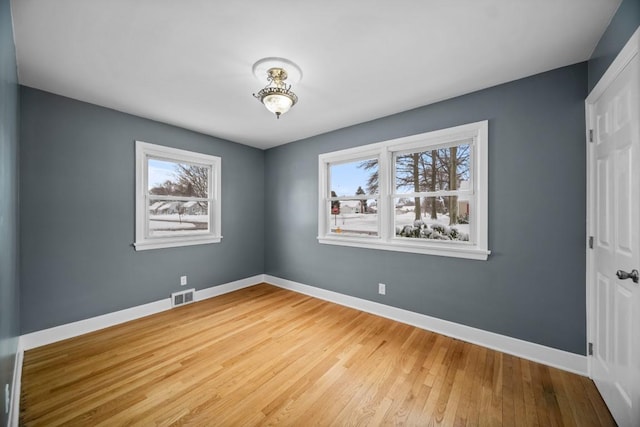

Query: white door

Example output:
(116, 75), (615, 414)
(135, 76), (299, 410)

(587, 29), (640, 427)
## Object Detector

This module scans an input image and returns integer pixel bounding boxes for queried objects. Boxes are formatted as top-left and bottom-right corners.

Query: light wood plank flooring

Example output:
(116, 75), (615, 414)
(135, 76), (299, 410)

(20, 283), (615, 426)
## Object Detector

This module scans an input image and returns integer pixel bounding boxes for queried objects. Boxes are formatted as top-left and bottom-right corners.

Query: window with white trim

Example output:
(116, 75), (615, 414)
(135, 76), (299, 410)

(318, 121), (489, 260)
(135, 141), (221, 251)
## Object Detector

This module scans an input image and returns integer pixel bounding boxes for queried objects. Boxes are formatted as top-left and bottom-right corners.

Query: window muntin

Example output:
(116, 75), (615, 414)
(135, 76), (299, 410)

(318, 121), (489, 260)
(392, 141), (474, 244)
(326, 199), (379, 236)
(394, 142), (471, 193)
(148, 159), (210, 197)
(329, 159), (378, 196)
(147, 158), (212, 237)
(135, 142), (221, 251)
(394, 196), (471, 242)
(147, 199), (210, 237)
(325, 158), (379, 237)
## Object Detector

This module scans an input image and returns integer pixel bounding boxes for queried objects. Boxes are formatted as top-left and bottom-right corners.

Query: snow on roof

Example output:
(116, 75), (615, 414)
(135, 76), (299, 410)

(339, 200), (362, 208)
(158, 202), (177, 211)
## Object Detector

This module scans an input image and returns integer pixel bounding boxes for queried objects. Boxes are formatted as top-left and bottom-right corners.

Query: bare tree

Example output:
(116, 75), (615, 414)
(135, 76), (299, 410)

(411, 153), (421, 220)
(448, 146), (458, 224)
(357, 144), (470, 225)
(355, 186), (367, 213)
(149, 164), (210, 214)
(149, 180), (180, 196)
(358, 159), (379, 194)
(436, 145), (469, 225)
(174, 165), (208, 198)
(430, 150), (438, 219)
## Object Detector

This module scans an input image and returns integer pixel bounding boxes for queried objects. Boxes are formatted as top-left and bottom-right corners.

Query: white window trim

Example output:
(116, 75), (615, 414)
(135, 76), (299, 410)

(134, 141), (222, 251)
(317, 120), (490, 260)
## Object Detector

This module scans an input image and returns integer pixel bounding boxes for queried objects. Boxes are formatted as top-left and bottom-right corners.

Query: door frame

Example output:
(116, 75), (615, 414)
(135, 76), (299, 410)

(585, 26), (640, 379)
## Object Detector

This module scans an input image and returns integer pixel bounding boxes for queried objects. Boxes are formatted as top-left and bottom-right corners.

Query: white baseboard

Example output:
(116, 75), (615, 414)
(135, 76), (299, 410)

(20, 274), (263, 351)
(20, 298), (171, 351)
(8, 340), (23, 427)
(264, 275), (588, 376)
(195, 275), (264, 301)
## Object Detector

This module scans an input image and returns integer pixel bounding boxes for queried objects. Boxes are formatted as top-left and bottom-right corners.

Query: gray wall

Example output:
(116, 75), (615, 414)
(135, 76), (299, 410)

(20, 87), (265, 333)
(0, 0), (20, 423)
(265, 63), (588, 355)
(588, 0), (640, 91)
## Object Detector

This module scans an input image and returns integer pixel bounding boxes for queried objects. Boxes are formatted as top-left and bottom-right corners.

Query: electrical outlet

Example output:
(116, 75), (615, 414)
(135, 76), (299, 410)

(5, 383), (9, 414)
(378, 283), (386, 295)
(180, 276), (187, 286)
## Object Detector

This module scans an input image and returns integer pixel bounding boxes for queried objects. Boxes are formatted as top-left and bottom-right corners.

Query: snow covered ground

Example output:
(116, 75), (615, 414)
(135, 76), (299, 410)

(149, 214), (207, 235)
(147, 211), (469, 239)
(330, 211), (470, 236)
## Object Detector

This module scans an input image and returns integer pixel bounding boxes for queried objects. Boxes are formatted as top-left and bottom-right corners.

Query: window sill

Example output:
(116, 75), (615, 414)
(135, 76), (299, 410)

(134, 235), (222, 251)
(317, 235), (490, 260)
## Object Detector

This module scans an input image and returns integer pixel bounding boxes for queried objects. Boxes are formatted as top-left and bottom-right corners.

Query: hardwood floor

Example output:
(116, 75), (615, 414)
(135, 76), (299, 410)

(20, 283), (615, 426)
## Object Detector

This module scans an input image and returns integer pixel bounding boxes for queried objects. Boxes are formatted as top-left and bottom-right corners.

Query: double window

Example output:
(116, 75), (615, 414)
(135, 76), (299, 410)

(318, 121), (489, 260)
(135, 141), (221, 251)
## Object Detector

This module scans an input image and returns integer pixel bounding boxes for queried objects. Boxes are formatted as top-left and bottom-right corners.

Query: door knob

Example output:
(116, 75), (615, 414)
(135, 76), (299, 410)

(616, 269), (639, 284)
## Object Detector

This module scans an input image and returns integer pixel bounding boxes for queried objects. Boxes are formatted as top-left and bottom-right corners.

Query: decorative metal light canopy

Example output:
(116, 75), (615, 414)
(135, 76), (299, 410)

(252, 58), (301, 119)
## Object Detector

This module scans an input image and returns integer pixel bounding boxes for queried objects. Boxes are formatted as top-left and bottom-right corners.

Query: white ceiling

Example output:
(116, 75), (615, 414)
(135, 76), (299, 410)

(11, 0), (621, 149)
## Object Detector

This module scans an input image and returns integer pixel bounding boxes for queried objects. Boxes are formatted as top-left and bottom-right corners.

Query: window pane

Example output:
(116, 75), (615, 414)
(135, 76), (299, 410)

(395, 143), (471, 193)
(329, 200), (378, 236)
(330, 159), (378, 197)
(149, 200), (209, 236)
(148, 159), (209, 197)
(395, 197), (470, 241)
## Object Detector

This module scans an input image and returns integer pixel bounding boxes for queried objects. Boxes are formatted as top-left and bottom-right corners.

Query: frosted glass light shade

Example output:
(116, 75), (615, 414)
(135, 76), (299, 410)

(263, 93), (294, 115)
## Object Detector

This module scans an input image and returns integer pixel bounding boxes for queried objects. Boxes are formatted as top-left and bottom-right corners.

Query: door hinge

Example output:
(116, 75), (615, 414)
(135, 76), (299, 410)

(588, 236), (594, 249)
(588, 342), (593, 356)
(589, 129), (594, 143)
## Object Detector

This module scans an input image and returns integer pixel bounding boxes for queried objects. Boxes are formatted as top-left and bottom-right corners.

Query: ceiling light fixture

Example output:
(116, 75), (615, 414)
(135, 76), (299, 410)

(252, 58), (302, 119)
